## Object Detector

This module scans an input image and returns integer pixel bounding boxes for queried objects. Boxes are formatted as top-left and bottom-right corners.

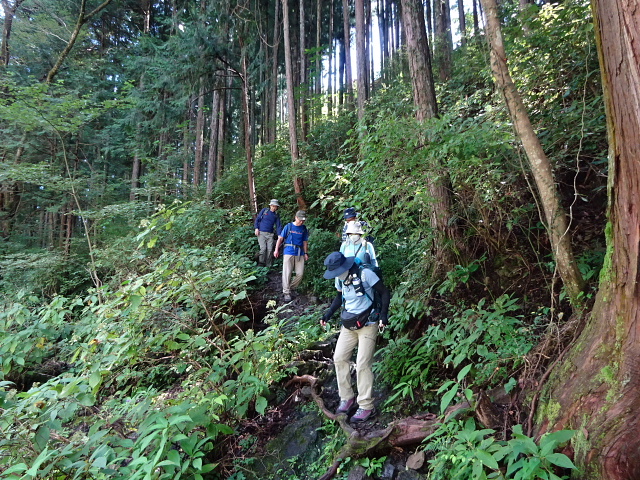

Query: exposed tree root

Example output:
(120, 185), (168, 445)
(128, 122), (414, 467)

(287, 375), (439, 480)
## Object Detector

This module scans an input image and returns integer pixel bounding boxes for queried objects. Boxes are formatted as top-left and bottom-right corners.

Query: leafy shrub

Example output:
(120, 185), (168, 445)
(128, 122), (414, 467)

(426, 418), (576, 480)
(377, 294), (534, 408)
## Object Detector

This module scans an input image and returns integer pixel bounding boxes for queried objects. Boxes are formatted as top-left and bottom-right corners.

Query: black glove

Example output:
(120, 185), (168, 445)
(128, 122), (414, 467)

(322, 311), (332, 323)
(379, 315), (388, 326)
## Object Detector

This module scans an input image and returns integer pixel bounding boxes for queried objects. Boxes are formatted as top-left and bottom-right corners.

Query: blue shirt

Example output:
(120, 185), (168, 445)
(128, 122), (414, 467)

(280, 222), (309, 256)
(255, 208), (282, 235)
(335, 268), (380, 314)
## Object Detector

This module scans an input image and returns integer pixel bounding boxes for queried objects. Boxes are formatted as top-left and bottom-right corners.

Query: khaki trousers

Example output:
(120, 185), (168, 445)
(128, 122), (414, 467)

(333, 324), (378, 410)
(258, 231), (275, 266)
(282, 254), (305, 294)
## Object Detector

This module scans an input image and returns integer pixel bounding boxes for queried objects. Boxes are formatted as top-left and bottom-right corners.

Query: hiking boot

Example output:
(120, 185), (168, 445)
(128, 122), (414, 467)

(336, 397), (356, 414)
(283, 294), (292, 302)
(350, 407), (376, 423)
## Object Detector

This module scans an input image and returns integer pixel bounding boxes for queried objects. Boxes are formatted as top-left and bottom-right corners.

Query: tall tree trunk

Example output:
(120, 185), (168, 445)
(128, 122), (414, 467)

(130, 0), (150, 201)
(269, 0), (281, 144)
(182, 100), (191, 190)
(316, 0), (323, 104)
(0, 0), (24, 66)
(328, 0), (335, 115)
(240, 46), (258, 214)
(130, 149), (142, 200)
(458, 0), (466, 46)
(216, 79), (227, 184)
(425, 0), (432, 43)
(400, 0), (457, 273)
(342, 0), (354, 107)
(434, 0), (453, 81)
(299, 0), (309, 140)
(395, 0), (402, 51)
(282, 0), (307, 209)
(480, 0), (585, 305)
(193, 79), (205, 186)
(472, 0), (480, 37)
(206, 87), (221, 197)
(377, 0), (388, 77)
(339, 38), (345, 106)
(540, 0), (640, 478)
(355, 0), (368, 120)
(366, 0), (373, 94)
(0, 0), (24, 237)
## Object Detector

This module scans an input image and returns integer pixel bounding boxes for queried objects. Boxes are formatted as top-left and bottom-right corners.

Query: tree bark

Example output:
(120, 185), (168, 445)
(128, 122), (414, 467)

(206, 87), (221, 197)
(434, 0), (453, 81)
(240, 45), (258, 214)
(458, 0), (466, 46)
(182, 99), (191, 189)
(299, 0), (309, 140)
(328, 0), (335, 115)
(268, 0), (281, 144)
(355, 0), (368, 120)
(193, 80), (205, 186)
(0, 0), (24, 66)
(130, 0), (151, 201)
(216, 79), (227, 184)
(366, 0), (373, 95)
(401, 0), (457, 273)
(472, 0), (480, 37)
(541, 0), (640, 478)
(480, 0), (585, 305)
(400, 0), (438, 120)
(342, 0), (354, 107)
(316, 0), (323, 105)
(282, 0), (307, 209)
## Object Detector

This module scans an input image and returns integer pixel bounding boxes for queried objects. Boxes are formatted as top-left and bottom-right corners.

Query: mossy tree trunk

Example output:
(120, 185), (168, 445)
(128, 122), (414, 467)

(540, 0), (640, 477)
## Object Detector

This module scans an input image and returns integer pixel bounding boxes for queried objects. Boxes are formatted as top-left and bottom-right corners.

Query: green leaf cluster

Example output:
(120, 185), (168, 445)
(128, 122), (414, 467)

(426, 419), (577, 480)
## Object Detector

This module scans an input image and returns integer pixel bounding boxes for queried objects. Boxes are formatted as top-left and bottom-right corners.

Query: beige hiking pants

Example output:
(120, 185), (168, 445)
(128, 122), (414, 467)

(333, 323), (378, 411)
(282, 254), (305, 294)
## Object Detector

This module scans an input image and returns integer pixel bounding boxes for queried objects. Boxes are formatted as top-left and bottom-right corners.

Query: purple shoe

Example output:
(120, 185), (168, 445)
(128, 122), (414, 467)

(336, 397), (356, 414)
(350, 407), (376, 423)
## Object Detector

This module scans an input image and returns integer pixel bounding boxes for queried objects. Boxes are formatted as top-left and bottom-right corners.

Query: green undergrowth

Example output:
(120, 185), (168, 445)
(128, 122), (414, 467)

(377, 293), (535, 413)
(0, 203), (329, 479)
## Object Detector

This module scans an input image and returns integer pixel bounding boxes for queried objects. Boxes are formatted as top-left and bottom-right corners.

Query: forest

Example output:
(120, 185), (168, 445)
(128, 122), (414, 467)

(1, 0), (639, 478)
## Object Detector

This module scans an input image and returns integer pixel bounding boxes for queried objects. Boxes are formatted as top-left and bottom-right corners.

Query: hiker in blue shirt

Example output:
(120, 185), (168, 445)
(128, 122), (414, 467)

(254, 199), (282, 267)
(274, 210), (309, 302)
(340, 221), (378, 267)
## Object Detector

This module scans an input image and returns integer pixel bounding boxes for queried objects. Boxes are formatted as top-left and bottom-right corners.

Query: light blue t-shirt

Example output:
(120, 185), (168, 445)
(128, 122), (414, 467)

(335, 268), (380, 314)
(340, 240), (378, 267)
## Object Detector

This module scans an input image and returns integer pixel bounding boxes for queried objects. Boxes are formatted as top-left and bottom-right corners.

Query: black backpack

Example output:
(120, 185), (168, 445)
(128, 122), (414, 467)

(358, 263), (383, 322)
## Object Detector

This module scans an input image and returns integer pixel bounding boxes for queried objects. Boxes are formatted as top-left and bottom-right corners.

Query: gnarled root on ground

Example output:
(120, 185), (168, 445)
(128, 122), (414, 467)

(287, 375), (439, 480)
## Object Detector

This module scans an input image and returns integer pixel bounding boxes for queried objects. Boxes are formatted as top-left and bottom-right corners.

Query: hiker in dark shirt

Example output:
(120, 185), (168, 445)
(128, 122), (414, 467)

(254, 199), (282, 267)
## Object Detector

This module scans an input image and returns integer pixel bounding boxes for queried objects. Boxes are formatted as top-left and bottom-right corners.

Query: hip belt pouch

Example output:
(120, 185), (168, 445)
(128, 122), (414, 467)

(340, 307), (373, 330)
